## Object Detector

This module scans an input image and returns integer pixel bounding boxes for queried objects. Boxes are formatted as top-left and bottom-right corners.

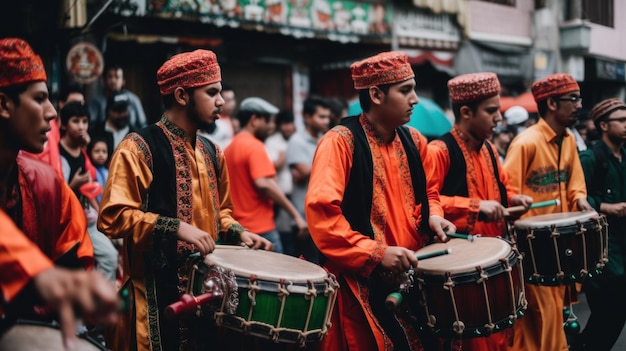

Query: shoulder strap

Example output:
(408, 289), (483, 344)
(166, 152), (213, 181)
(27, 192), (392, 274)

(590, 143), (610, 193)
(485, 140), (508, 207)
(439, 132), (468, 197)
(197, 134), (220, 180)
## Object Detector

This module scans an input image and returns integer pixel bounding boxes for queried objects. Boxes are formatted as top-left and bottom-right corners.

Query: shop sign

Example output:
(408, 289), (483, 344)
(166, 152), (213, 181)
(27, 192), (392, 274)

(66, 42), (104, 84)
(595, 58), (626, 82)
(141, 0), (391, 42)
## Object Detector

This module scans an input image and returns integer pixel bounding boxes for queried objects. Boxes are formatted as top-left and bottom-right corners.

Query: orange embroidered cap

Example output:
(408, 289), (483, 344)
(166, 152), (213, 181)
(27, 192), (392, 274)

(591, 98), (626, 122)
(157, 49), (221, 95)
(350, 51), (414, 90)
(0, 38), (47, 88)
(447, 72), (500, 104)
(531, 73), (579, 103)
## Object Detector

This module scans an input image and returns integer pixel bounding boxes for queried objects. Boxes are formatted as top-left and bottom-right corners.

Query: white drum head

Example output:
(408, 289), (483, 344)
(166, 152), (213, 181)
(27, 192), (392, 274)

(415, 237), (512, 274)
(0, 324), (103, 351)
(204, 246), (328, 283)
(514, 211), (599, 229)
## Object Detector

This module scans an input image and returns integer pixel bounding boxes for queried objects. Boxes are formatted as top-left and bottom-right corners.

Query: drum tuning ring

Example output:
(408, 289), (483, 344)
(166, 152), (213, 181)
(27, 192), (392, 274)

(565, 249), (573, 257)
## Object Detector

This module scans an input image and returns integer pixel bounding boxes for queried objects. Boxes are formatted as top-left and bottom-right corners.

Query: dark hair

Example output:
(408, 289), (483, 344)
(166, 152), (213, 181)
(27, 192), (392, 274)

(104, 63), (124, 75)
(327, 97), (348, 117)
(59, 83), (84, 103)
(221, 83), (234, 93)
(236, 110), (270, 127)
(60, 101), (89, 126)
(451, 101), (480, 123)
(358, 84), (391, 113)
(87, 136), (108, 159)
(276, 109), (294, 126)
(303, 95), (330, 116)
(0, 83), (29, 106)
(595, 106), (626, 130)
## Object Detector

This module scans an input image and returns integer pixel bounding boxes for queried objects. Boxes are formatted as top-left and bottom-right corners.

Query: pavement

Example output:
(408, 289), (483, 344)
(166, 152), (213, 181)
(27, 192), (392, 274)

(567, 292), (626, 350)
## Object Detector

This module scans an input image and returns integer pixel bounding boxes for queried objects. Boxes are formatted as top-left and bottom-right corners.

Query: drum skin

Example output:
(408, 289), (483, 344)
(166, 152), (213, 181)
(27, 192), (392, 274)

(409, 238), (526, 338)
(513, 211), (608, 285)
(0, 321), (105, 351)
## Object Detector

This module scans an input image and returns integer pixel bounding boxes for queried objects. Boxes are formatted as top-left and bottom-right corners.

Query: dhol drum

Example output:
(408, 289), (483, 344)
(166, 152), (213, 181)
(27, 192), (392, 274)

(188, 246), (339, 346)
(0, 320), (106, 351)
(513, 211), (608, 285)
(409, 237), (526, 338)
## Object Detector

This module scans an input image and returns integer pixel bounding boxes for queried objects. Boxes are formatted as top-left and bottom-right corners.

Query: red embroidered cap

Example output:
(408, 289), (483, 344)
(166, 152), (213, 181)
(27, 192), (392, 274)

(350, 51), (414, 90)
(447, 72), (500, 104)
(0, 38), (47, 88)
(531, 73), (579, 103)
(591, 98), (626, 122)
(157, 49), (221, 95)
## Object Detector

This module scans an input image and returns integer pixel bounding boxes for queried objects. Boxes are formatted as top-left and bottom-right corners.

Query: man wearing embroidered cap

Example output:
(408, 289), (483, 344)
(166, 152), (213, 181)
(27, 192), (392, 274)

(0, 37), (118, 349)
(225, 96), (307, 255)
(427, 72), (532, 350)
(503, 73), (593, 351)
(98, 49), (271, 351)
(305, 51), (455, 351)
(577, 98), (626, 350)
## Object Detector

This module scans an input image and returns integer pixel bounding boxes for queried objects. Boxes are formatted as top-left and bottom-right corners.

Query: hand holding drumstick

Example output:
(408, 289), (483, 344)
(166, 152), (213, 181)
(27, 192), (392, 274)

(505, 198), (560, 216)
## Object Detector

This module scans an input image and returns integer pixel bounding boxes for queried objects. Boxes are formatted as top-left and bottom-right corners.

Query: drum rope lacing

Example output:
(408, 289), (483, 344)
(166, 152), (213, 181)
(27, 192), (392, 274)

(443, 273), (465, 335)
(501, 257), (518, 321)
(576, 220), (589, 278)
(525, 228), (540, 282)
(550, 224), (565, 281)
(476, 266), (495, 333)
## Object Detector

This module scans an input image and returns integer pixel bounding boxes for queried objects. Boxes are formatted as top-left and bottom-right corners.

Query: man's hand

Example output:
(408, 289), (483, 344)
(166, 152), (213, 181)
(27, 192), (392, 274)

(577, 198), (594, 212)
(428, 215), (455, 243)
(294, 216), (309, 240)
(479, 200), (507, 222)
(240, 231), (273, 250)
(509, 195), (533, 211)
(380, 246), (418, 274)
(176, 221), (215, 256)
(33, 268), (118, 351)
(601, 202), (626, 217)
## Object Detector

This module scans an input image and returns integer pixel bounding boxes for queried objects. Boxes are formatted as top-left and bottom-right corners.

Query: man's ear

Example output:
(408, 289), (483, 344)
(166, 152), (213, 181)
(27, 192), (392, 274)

(173, 87), (188, 106)
(369, 86), (384, 106)
(459, 105), (473, 121)
(546, 97), (558, 112)
(0, 92), (13, 120)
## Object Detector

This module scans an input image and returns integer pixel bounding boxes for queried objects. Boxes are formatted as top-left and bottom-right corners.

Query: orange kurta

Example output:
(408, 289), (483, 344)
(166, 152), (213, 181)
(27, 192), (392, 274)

(306, 114), (443, 351)
(0, 209), (53, 304)
(428, 126), (518, 351)
(504, 118), (587, 351)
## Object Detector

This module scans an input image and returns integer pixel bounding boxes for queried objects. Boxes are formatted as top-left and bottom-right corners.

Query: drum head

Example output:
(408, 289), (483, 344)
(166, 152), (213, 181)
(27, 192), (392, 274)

(0, 323), (104, 351)
(204, 246), (328, 283)
(514, 211), (599, 229)
(415, 237), (511, 274)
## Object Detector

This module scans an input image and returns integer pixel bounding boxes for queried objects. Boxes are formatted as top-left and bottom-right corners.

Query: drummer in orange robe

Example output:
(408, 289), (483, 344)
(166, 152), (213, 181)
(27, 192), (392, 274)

(305, 51), (455, 351)
(0, 38), (117, 349)
(427, 72), (533, 350)
(97, 49), (271, 351)
(503, 73), (593, 351)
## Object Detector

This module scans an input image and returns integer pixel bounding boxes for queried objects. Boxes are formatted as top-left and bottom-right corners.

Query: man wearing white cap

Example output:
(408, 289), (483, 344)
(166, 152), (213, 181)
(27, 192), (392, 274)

(225, 97), (307, 253)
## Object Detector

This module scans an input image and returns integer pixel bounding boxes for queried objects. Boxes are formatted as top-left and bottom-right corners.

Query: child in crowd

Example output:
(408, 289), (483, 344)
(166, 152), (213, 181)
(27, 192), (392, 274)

(88, 137), (109, 204)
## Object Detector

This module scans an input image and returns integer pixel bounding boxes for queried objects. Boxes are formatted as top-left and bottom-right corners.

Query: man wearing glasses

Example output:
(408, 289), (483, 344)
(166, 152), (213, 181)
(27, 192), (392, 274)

(504, 73), (593, 351)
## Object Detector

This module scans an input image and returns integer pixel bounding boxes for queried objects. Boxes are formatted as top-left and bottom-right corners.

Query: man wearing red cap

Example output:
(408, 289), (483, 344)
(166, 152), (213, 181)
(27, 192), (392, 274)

(428, 72), (533, 350)
(504, 73), (593, 351)
(305, 51), (455, 351)
(98, 49), (271, 351)
(0, 37), (118, 349)
(576, 98), (626, 350)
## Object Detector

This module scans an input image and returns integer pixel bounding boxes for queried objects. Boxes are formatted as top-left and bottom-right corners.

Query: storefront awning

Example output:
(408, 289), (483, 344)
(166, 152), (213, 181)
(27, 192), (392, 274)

(454, 40), (533, 84)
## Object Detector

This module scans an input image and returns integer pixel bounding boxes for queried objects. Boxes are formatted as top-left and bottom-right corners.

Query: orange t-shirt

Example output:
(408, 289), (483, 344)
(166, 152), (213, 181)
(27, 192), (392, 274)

(224, 132), (277, 233)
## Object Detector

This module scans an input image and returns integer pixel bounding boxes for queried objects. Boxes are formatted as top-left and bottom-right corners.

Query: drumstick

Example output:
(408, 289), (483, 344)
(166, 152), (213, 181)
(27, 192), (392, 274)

(447, 233), (474, 242)
(416, 248), (452, 261)
(506, 199), (561, 214)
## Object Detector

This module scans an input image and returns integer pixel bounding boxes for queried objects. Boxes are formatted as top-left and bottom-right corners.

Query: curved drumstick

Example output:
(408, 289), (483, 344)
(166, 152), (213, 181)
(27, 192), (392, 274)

(505, 199), (560, 215)
(385, 248), (453, 311)
(164, 292), (223, 319)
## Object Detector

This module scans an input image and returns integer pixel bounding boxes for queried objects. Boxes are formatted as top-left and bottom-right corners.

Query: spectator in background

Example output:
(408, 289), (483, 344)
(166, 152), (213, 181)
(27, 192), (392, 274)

(87, 136), (110, 204)
(265, 109), (297, 256)
(286, 96), (331, 263)
(88, 63), (146, 130)
(58, 82), (85, 110)
(327, 96), (348, 128)
(225, 97), (307, 253)
(90, 91), (138, 160)
(493, 124), (517, 163)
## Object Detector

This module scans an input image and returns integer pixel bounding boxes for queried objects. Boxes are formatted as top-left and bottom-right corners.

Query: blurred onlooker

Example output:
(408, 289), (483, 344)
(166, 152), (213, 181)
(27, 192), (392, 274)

(87, 136), (110, 203)
(504, 105), (529, 129)
(58, 82), (85, 110)
(90, 91), (138, 160)
(88, 64), (146, 130)
(286, 96), (331, 263)
(326, 96), (348, 129)
(492, 124), (518, 163)
(265, 109), (297, 256)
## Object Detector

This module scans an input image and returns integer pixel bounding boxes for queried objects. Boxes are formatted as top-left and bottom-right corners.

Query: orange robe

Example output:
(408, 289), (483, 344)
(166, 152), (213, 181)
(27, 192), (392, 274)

(428, 126), (519, 350)
(504, 118), (588, 351)
(306, 114), (444, 351)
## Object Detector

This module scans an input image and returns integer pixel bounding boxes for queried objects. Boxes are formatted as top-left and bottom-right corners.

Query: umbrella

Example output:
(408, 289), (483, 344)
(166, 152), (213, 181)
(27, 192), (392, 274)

(500, 92), (537, 113)
(348, 97), (452, 137)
